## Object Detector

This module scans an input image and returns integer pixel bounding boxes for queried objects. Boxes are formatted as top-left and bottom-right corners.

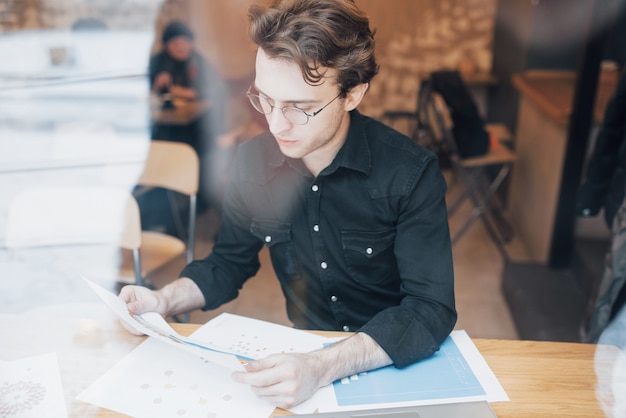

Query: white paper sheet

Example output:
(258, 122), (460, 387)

(0, 353), (67, 418)
(82, 277), (245, 371)
(77, 337), (275, 418)
(77, 310), (331, 417)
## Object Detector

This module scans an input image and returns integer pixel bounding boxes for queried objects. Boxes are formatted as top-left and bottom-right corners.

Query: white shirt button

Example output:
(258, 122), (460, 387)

(311, 184), (319, 192)
(313, 224), (320, 232)
(366, 247), (373, 255)
(264, 235), (272, 243)
(320, 261), (328, 269)
(330, 295), (338, 302)
(342, 325), (350, 332)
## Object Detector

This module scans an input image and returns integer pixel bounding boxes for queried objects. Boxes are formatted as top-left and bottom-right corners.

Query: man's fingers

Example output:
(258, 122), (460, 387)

(232, 356), (289, 388)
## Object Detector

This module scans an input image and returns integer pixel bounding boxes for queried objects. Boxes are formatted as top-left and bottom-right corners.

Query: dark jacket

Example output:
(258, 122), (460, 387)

(577, 70), (626, 227)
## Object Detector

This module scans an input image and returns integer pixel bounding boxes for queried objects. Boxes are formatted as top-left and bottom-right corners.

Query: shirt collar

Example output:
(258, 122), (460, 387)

(266, 109), (372, 177)
(330, 110), (371, 175)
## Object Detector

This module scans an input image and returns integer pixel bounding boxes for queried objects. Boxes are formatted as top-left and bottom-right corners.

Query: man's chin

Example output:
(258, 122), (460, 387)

(276, 140), (303, 159)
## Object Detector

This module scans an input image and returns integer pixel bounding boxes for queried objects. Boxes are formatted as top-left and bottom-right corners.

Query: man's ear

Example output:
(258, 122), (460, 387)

(343, 83), (369, 111)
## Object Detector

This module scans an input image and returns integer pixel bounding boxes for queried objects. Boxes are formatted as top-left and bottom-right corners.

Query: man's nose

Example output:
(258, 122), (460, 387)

(266, 108), (292, 134)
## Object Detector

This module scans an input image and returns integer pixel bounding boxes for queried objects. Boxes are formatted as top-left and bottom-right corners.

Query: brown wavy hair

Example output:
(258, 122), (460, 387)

(248, 0), (379, 96)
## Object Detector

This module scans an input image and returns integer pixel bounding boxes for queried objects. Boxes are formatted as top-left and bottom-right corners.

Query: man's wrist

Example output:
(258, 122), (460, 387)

(309, 332), (392, 387)
(157, 277), (205, 317)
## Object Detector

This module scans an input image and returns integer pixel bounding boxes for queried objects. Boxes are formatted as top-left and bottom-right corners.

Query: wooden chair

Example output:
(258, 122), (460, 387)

(4, 186), (144, 285)
(425, 91), (516, 262)
(119, 140), (199, 286)
(381, 78), (513, 155)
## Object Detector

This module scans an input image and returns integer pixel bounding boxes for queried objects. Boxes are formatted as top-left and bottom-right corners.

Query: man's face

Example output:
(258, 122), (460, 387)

(166, 36), (193, 61)
(254, 48), (350, 169)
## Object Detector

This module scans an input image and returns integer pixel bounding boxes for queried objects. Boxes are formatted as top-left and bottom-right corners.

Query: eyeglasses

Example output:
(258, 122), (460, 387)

(246, 86), (341, 125)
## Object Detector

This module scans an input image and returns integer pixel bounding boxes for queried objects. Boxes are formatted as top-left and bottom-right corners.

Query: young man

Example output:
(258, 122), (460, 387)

(121, 0), (456, 409)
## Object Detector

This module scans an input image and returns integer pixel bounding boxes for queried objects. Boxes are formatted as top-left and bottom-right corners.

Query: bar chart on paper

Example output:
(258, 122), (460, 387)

(333, 335), (485, 406)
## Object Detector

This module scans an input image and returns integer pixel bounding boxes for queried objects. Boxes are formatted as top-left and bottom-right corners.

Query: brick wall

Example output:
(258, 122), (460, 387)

(1, 0), (497, 121)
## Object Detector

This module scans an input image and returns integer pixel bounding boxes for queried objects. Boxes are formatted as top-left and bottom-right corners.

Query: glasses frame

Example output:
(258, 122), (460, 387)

(246, 86), (342, 125)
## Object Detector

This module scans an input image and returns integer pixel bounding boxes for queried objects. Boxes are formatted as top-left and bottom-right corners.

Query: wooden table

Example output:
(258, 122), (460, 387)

(0, 307), (615, 417)
(150, 95), (209, 125)
(112, 325), (613, 417)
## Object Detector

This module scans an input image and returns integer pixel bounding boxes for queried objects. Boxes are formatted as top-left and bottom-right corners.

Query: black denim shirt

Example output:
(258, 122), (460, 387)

(181, 110), (456, 367)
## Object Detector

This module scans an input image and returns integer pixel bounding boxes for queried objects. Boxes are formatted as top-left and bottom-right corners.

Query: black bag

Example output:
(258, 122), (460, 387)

(430, 70), (489, 158)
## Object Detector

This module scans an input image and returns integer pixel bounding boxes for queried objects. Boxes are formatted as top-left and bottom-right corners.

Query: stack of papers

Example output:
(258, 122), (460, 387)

(79, 278), (508, 417)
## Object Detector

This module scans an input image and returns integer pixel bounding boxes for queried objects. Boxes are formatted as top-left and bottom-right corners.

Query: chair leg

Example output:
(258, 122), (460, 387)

(473, 166), (515, 243)
(132, 248), (145, 287)
(447, 184), (468, 216)
(450, 165), (512, 262)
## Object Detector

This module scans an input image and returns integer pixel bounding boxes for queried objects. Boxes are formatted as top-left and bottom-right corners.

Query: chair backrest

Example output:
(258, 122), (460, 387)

(136, 140), (199, 263)
(5, 186), (141, 251)
(137, 140), (199, 196)
(423, 90), (460, 157)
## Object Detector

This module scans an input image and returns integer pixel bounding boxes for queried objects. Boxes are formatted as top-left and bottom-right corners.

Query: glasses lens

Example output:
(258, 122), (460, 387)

(283, 108), (309, 125)
(247, 94), (273, 115)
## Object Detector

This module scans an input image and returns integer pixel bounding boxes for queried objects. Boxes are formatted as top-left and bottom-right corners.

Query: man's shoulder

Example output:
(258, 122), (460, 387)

(149, 50), (169, 63)
(359, 113), (436, 164)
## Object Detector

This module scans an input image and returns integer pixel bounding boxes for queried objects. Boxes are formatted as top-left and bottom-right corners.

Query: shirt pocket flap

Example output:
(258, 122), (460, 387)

(341, 229), (395, 259)
(250, 218), (291, 247)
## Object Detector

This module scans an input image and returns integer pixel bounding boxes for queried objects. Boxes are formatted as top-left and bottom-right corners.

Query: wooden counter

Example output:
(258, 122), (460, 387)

(512, 70), (619, 126)
(509, 69), (619, 262)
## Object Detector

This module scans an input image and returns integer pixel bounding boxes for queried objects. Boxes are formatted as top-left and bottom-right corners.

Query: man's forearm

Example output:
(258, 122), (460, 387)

(310, 332), (392, 387)
(158, 277), (206, 316)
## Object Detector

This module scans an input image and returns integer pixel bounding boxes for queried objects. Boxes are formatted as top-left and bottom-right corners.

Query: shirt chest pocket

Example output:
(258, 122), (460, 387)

(250, 218), (291, 247)
(341, 228), (398, 285)
(250, 218), (300, 278)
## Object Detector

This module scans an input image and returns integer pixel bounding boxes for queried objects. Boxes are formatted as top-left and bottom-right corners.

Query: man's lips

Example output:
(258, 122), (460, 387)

(276, 137), (298, 146)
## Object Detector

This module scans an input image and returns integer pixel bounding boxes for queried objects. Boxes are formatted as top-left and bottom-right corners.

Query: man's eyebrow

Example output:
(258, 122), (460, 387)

(254, 86), (317, 105)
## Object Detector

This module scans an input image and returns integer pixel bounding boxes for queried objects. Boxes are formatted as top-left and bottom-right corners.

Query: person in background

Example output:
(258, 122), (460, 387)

(577, 67), (626, 344)
(122, 0), (456, 408)
(150, 20), (204, 101)
(145, 20), (228, 231)
(148, 19), (226, 151)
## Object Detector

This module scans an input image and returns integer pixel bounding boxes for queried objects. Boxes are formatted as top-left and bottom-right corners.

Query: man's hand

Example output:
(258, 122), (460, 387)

(231, 352), (323, 409)
(153, 72), (172, 92)
(118, 278), (206, 335)
(119, 285), (167, 316)
(231, 332), (393, 409)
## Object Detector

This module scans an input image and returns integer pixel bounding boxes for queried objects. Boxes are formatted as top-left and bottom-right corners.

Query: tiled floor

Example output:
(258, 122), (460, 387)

(149, 169), (527, 341)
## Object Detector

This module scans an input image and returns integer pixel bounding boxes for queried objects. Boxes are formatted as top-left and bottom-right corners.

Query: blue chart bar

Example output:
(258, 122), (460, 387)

(333, 336), (485, 406)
